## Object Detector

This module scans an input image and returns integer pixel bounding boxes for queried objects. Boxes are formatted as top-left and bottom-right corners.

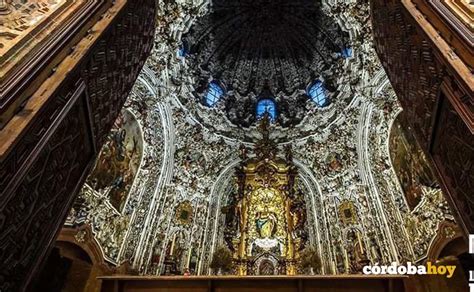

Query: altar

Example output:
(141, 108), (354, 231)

(222, 116), (307, 275)
(99, 275), (408, 292)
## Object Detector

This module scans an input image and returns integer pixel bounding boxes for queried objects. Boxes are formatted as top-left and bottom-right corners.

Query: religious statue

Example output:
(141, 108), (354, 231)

(255, 211), (277, 238)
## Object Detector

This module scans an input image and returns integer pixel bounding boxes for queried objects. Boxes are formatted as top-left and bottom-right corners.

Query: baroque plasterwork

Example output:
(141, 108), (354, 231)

(181, 0), (352, 127)
(66, 0), (456, 275)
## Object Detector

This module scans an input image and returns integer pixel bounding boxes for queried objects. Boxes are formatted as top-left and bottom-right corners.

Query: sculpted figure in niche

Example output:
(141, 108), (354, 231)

(367, 233), (382, 264)
(334, 243), (346, 274)
(289, 194), (307, 242)
(255, 210), (278, 238)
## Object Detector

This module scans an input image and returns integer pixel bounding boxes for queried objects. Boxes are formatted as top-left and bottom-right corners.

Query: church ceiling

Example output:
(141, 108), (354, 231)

(149, 1), (378, 142)
(65, 0), (459, 277)
(182, 0), (351, 127)
(148, 0), (382, 142)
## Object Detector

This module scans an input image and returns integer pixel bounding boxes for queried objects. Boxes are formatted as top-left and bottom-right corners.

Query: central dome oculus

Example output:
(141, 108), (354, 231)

(183, 0), (351, 127)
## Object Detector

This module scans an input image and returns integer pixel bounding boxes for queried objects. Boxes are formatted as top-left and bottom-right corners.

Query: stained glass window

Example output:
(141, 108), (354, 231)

(178, 41), (188, 57)
(256, 99), (277, 121)
(204, 81), (224, 107)
(178, 47), (187, 57)
(341, 46), (352, 58)
(308, 81), (329, 107)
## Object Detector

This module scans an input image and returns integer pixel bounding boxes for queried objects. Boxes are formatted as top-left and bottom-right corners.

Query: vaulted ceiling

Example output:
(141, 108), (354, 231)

(63, 0), (459, 279)
(183, 0), (351, 127)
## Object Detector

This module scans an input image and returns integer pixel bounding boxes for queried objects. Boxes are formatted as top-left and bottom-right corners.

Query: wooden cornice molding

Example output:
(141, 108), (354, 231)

(0, 0), (123, 162)
(0, 0), (112, 129)
(429, 0), (473, 45)
(410, 0), (473, 67)
(402, 0), (473, 132)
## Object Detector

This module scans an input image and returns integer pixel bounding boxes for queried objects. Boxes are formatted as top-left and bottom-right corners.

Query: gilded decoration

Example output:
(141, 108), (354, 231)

(62, 0), (460, 277)
(338, 200), (357, 225)
(223, 116), (307, 275)
(175, 201), (193, 225)
(74, 230), (86, 244)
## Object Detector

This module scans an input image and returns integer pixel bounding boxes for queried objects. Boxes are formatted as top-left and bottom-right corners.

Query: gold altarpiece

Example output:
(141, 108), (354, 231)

(223, 117), (307, 276)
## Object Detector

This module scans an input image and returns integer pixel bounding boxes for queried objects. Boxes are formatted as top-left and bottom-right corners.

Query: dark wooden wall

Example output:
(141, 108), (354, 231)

(370, 0), (473, 234)
(0, 0), (156, 290)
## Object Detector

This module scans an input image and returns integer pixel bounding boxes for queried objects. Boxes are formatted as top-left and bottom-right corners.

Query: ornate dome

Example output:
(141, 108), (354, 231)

(183, 0), (351, 127)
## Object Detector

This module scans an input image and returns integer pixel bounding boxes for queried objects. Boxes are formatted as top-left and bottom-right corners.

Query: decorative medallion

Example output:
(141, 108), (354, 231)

(338, 200), (357, 225)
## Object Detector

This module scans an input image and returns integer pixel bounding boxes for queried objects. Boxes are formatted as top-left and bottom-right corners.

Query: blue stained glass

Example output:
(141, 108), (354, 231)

(308, 81), (328, 107)
(178, 46), (187, 57)
(178, 41), (188, 57)
(341, 46), (352, 58)
(256, 99), (277, 121)
(205, 81), (224, 107)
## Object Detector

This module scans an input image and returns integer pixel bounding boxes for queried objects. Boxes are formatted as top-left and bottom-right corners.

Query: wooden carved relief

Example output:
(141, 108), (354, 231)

(432, 96), (474, 233)
(370, 0), (444, 151)
(371, 0), (474, 234)
(0, 1), (109, 129)
(0, 87), (94, 291)
(0, 80), (81, 194)
(0, 0), (156, 290)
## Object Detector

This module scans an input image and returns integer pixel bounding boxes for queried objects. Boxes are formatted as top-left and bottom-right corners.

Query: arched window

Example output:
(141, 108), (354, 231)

(178, 47), (187, 57)
(256, 99), (277, 121)
(204, 81), (224, 107)
(178, 41), (188, 57)
(341, 46), (352, 58)
(307, 81), (329, 107)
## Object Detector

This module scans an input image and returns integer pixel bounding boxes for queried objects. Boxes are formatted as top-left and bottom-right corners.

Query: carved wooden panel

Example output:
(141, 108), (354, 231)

(371, 0), (474, 234)
(0, 0), (156, 290)
(0, 1), (109, 129)
(432, 95), (474, 233)
(370, 0), (444, 151)
(0, 80), (82, 195)
(0, 84), (94, 291)
(82, 2), (156, 147)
